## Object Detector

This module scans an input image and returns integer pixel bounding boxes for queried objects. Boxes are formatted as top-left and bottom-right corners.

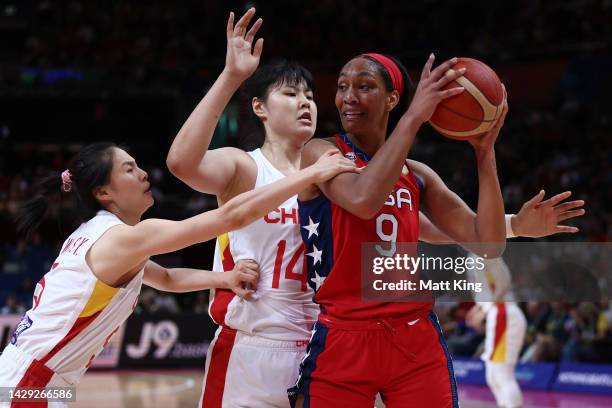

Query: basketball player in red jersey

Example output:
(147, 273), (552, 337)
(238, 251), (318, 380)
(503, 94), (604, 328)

(291, 53), (508, 407)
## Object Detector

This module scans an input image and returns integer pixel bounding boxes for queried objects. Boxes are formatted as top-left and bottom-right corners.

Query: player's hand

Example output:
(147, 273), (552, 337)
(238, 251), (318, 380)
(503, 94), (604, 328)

(468, 84), (508, 153)
(223, 8), (264, 81)
(309, 149), (362, 182)
(224, 259), (260, 299)
(512, 190), (585, 238)
(405, 54), (465, 125)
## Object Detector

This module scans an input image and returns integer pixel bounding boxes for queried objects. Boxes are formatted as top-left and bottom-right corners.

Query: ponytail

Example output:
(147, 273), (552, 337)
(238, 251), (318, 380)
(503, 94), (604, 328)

(16, 173), (64, 238)
(15, 142), (117, 238)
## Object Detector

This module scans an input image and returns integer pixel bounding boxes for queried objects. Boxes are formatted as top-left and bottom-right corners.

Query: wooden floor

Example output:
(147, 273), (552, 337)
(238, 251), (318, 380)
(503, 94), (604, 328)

(73, 370), (612, 407)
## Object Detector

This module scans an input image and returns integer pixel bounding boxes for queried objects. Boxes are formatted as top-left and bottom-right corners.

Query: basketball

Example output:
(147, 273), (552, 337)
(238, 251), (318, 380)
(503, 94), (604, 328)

(429, 57), (505, 140)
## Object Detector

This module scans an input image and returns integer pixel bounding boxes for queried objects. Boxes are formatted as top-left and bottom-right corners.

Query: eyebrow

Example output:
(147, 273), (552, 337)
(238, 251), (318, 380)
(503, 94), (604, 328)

(338, 71), (377, 79)
(121, 160), (136, 167)
(282, 84), (313, 92)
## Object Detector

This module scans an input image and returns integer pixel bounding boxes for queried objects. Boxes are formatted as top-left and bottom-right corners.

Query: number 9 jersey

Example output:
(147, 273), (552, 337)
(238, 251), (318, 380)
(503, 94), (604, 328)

(298, 134), (430, 320)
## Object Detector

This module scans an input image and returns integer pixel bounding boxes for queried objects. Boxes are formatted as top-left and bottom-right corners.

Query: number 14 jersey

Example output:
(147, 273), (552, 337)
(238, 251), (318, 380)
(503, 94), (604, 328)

(298, 134), (430, 320)
(208, 149), (318, 341)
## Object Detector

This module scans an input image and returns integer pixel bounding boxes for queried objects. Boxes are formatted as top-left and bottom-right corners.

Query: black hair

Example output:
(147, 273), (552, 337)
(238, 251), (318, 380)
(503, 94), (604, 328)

(240, 59), (314, 147)
(360, 54), (415, 136)
(16, 142), (118, 238)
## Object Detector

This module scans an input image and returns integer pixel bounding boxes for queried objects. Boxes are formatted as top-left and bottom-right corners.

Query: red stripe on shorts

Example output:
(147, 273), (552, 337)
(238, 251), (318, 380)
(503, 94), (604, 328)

(490, 303), (507, 359)
(11, 359), (54, 408)
(201, 327), (237, 408)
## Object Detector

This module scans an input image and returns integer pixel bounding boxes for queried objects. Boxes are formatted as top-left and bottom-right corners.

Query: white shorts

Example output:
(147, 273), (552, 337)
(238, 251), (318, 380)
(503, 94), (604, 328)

(199, 326), (308, 408)
(0, 344), (72, 408)
(482, 302), (527, 364)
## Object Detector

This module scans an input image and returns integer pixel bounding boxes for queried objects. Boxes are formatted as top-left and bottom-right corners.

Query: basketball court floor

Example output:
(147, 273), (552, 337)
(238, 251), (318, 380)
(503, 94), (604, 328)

(71, 370), (612, 407)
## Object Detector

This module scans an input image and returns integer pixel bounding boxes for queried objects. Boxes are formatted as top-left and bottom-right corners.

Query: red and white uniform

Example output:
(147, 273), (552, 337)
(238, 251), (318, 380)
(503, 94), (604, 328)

(200, 149), (318, 408)
(290, 134), (458, 408)
(466, 255), (526, 364)
(467, 255), (526, 408)
(0, 210), (143, 407)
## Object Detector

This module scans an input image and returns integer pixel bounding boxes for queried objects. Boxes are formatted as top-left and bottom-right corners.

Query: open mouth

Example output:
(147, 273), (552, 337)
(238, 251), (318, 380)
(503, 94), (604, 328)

(298, 112), (312, 123)
(343, 111), (365, 120)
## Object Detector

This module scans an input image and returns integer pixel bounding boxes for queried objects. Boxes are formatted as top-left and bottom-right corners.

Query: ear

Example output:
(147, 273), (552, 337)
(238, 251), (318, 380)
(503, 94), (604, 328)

(92, 185), (113, 205)
(386, 90), (400, 112)
(252, 97), (267, 121)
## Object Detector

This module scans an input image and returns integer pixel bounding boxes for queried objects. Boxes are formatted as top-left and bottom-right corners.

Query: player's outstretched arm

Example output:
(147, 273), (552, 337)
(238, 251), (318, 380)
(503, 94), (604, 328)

(301, 55), (465, 219)
(143, 259), (259, 298)
(509, 190), (585, 237)
(89, 151), (360, 285)
(166, 8), (263, 196)
(419, 190), (585, 242)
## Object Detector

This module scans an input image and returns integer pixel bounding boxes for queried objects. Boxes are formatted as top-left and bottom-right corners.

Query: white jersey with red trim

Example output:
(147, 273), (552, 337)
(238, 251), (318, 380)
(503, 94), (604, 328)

(208, 148), (317, 341)
(466, 255), (516, 313)
(6, 210), (143, 385)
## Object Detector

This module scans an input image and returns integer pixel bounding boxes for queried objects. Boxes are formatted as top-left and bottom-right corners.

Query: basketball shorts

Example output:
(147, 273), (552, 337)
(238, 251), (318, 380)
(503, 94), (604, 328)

(199, 326), (309, 408)
(0, 344), (71, 408)
(288, 311), (459, 408)
(482, 303), (527, 364)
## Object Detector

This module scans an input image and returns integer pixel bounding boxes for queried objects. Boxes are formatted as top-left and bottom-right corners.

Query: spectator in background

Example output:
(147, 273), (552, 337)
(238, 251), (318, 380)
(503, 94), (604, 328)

(521, 302), (569, 362)
(0, 295), (25, 315)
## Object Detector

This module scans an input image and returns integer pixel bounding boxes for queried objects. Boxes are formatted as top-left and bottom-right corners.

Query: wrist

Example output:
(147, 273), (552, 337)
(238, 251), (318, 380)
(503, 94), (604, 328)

(506, 214), (517, 238)
(400, 113), (423, 136)
(303, 165), (321, 183)
(218, 272), (231, 289)
(474, 147), (495, 162)
(219, 69), (247, 88)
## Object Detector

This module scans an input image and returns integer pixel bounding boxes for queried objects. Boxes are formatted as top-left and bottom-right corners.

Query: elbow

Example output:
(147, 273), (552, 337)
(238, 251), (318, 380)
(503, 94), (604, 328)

(352, 196), (385, 220)
(166, 153), (184, 178)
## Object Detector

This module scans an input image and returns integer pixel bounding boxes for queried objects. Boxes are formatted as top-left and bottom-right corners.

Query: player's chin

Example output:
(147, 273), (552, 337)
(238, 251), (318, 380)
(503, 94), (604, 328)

(340, 119), (364, 134)
(294, 125), (316, 142)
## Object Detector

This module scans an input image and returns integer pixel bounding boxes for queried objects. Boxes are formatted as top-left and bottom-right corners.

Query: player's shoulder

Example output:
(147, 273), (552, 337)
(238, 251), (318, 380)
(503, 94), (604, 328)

(305, 137), (337, 151)
(302, 137), (339, 166)
(406, 159), (440, 184)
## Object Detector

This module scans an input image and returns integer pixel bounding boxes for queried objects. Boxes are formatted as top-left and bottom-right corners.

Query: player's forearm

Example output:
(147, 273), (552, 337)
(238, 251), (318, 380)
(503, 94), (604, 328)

(223, 166), (319, 227)
(474, 150), (506, 253)
(351, 114), (421, 215)
(161, 268), (228, 293)
(167, 70), (243, 176)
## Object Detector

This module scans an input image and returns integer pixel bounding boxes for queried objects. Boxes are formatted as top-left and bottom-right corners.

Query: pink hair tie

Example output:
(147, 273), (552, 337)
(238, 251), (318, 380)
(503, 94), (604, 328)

(61, 170), (72, 192)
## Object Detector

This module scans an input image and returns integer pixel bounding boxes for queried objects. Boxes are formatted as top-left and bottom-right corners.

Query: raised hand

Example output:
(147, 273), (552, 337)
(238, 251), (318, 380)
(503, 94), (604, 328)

(512, 190), (585, 237)
(468, 84), (508, 153)
(310, 150), (362, 182)
(225, 259), (260, 299)
(406, 54), (466, 125)
(224, 8), (264, 80)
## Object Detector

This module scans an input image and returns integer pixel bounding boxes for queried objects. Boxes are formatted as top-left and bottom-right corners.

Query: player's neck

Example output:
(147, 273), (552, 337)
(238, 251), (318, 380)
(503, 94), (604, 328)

(105, 205), (143, 226)
(347, 131), (386, 158)
(260, 139), (302, 175)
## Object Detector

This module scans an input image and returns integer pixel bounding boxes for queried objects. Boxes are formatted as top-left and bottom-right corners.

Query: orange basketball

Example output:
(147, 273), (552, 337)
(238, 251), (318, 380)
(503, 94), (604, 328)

(429, 58), (504, 140)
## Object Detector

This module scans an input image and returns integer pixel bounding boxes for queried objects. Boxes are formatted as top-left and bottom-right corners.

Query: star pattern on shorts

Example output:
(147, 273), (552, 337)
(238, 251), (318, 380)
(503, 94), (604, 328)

(307, 243), (323, 266)
(302, 217), (319, 239)
(310, 270), (327, 291)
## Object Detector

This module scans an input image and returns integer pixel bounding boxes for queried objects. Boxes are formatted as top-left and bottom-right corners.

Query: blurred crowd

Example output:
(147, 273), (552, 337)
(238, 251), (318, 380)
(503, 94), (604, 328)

(1, 1), (611, 364)
(438, 301), (612, 364)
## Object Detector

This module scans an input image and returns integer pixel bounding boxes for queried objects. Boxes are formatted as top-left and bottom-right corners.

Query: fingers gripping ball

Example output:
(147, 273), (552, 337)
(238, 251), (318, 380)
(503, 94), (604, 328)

(429, 58), (504, 140)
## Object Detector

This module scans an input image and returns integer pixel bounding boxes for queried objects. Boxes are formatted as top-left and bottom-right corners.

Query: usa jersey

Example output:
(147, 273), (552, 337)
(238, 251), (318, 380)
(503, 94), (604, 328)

(298, 134), (431, 320)
(7, 210), (143, 385)
(208, 149), (318, 340)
